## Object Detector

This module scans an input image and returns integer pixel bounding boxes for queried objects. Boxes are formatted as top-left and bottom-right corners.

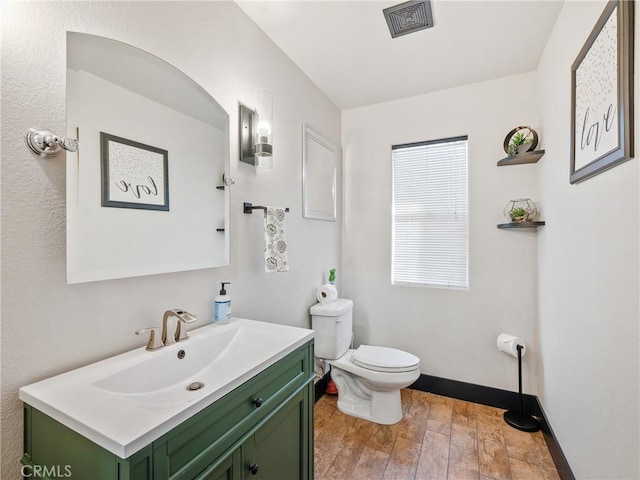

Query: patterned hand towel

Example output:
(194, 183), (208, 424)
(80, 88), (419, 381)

(264, 206), (289, 273)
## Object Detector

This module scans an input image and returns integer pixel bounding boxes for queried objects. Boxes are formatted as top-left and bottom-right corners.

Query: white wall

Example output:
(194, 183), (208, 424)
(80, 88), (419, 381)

(342, 72), (542, 393)
(0, 2), (341, 477)
(536, 1), (639, 478)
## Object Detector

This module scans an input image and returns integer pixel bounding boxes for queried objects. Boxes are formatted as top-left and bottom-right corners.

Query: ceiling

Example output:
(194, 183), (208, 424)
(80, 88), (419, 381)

(236, 1), (564, 110)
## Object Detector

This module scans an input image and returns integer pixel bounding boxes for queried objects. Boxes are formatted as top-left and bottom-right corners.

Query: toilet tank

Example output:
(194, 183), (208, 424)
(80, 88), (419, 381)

(310, 299), (353, 360)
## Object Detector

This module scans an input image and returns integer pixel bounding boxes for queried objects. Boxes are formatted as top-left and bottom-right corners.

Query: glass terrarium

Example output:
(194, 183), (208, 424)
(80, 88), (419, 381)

(503, 198), (538, 223)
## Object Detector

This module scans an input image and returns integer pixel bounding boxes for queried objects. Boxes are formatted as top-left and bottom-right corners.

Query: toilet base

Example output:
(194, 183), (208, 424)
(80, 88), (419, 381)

(336, 388), (403, 425)
(330, 367), (408, 425)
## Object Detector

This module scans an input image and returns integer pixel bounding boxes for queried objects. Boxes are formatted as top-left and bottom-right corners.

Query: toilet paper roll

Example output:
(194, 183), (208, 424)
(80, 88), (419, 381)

(316, 284), (338, 304)
(497, 333), (526, 358)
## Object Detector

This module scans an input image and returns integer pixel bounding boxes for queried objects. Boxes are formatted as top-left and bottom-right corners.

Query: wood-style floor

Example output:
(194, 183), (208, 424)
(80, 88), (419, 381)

(314, 389), (560, 480)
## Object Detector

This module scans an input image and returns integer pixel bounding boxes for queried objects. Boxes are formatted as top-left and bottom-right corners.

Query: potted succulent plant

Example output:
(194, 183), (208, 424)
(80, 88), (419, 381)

(509, 207), (529, 222)
(503, 126), (539, 156)
(507, 132), (533, 155)
(503, 198), (538, 223)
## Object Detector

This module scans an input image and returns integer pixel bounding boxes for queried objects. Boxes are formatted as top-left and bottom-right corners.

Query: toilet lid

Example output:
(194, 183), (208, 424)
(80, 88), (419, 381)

(351, 345), (420, 373)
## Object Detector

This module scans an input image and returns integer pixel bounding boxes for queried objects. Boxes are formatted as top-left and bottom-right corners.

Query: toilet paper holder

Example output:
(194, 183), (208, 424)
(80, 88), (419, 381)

(498, 335), (540, 433)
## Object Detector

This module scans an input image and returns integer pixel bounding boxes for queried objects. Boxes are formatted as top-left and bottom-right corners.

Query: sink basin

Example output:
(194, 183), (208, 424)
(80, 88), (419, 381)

(19, 318), (314, 458)
(93, 326), (239, 395)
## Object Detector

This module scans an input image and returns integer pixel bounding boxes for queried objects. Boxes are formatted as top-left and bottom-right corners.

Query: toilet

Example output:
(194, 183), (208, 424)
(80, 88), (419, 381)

(311, 298), (420, 425)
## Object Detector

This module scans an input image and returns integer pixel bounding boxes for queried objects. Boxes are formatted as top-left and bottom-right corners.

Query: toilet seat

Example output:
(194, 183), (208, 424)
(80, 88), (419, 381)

(351, 345), (419, 373)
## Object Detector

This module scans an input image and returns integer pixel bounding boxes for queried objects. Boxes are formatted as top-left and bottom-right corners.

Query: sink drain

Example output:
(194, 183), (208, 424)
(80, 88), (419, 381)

(186, 382), (204, 391)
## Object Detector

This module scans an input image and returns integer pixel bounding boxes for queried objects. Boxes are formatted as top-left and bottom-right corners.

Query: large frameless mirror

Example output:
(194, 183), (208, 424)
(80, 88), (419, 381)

(66, 32), (229, 283)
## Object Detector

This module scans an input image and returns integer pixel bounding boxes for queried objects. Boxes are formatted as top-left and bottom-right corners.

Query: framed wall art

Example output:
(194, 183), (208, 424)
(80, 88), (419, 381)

(101, 132), (169, 210)
(570, 0), (634, 184)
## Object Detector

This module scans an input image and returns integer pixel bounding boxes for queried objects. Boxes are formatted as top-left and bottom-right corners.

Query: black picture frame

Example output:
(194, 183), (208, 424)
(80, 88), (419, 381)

(570, 0), (634, 184)
(101, 132), (169, 211)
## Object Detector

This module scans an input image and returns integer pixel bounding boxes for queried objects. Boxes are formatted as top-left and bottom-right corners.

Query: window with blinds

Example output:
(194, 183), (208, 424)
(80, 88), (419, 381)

(391, 136), (468, 289)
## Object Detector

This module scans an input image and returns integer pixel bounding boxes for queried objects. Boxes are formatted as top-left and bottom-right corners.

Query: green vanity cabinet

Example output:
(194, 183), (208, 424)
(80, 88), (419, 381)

(22, 341), (314, 480)
(246, 387), (311, 480)
(22, 406), (153, 479)
(197, 386), (311, 480)
(198, 448), (242, 480)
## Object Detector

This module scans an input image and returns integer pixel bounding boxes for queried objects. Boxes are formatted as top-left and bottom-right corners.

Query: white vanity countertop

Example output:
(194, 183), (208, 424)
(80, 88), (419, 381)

(19, 318), (314, 458)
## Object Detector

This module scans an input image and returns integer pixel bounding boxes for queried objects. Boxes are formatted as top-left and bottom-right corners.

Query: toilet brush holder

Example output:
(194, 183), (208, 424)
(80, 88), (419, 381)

(504, 344), (540, 432)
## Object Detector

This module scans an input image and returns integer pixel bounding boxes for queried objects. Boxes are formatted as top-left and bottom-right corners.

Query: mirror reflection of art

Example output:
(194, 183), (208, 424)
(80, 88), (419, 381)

(101, 133), (169, 211)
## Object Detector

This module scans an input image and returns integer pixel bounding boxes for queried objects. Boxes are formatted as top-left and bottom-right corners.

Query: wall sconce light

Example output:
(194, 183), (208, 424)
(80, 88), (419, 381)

(239, 88), (273, 171)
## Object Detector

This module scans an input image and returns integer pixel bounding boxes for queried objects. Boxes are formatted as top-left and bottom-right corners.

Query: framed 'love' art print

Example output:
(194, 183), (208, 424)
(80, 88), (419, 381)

(570, 0), (634, 184)
(100, 132), (170, 211)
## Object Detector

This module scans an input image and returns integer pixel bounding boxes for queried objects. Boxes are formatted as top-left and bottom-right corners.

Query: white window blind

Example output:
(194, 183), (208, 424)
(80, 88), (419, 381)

(392, 136), (468, 289)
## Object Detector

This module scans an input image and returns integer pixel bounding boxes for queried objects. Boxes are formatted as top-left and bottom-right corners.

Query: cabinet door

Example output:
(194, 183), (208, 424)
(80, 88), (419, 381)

(246, 387), (311, 480)
(197, 447), (242, 480)
(117, 445), (154, 480)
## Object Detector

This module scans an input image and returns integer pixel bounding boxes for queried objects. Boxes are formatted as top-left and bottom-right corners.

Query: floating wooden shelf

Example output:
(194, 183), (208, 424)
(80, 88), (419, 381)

(497, 221), (546, 229)
(497, 150), (545, 166)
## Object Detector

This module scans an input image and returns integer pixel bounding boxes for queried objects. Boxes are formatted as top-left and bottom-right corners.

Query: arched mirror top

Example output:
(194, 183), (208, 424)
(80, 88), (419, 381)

(67, 32), (227, 130)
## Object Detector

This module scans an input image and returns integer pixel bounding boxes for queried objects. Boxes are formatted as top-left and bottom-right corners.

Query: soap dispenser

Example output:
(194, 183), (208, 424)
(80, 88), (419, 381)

(214, 282), (231, 324)
(328, 268), (336, 285)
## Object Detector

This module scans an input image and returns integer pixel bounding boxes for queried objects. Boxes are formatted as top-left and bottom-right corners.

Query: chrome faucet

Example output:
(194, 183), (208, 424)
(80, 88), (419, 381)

(161, 309), (197, 346)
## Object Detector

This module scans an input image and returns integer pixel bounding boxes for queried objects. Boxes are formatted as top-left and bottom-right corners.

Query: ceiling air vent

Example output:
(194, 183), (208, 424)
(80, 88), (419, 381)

(383, 0), (434, 38)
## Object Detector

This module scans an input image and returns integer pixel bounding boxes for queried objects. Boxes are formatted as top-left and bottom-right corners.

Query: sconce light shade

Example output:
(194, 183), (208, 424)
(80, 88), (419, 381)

(239, 88), (273, 170)
(254, 88), (273, 156)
